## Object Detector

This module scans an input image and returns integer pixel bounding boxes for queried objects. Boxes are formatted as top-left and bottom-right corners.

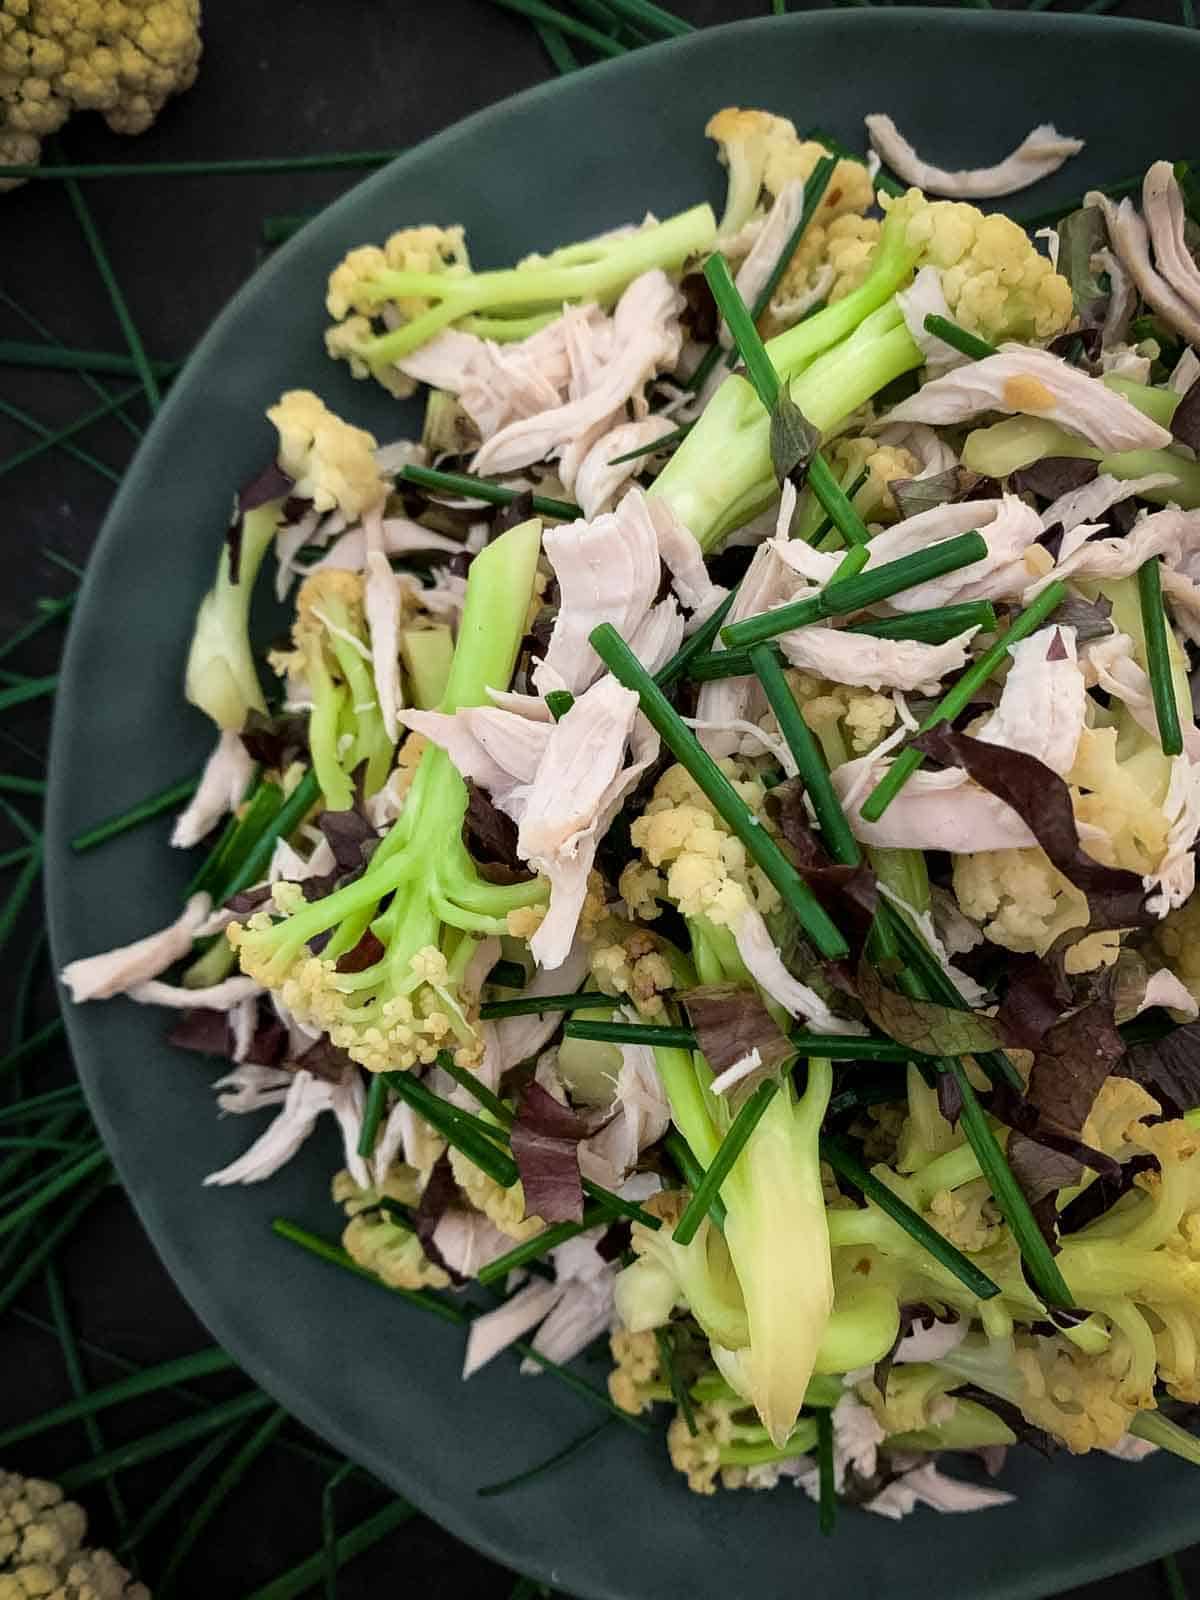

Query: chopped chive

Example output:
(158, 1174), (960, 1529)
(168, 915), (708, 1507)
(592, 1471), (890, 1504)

(545, 689), (575, 720)
(722, 531), (989, 651)
(831, 541), (870, 582)
(261, 212), (315, 246)
(0, 151), (411, 182)
(273, 1219), (468, 1323)
(580, 1177), (660, 1228)
(0, 1086), (83, 1126)
(654, 586), (739, 691)
(0, 396), (121, 484)
(923, 314), (998, 362)
(563, 1019), (696, 1048)
(535, 19), (581, 71)
(0, 673), (58, 711)
(673, 1079), (780, 1245)
(730, 154), (836, 365)
(478, 1418), (614, 1498)
(600, 0), (690, 33)
(476, 1203), (609, 1285)
(487, 958), (527, 989)
(0, 1136), (87, 1152)
(0, 383), (147, 481)
(218, 769), (320, 902)
(751, 642), (861, 866)
(2, 1012), (62, 1085)
(71, 773), (199, 852)
(657, 1325), (699, 1434)
(480, 989), (601, 1019)
(1162, 1555), (1188, 1600)
(1138, 558), (1183, 756)
(435, 1050), (515, 1126)
(58, 1388), (274, 1491)
(0, 287), (144, 440)
(0, 775), (46, 796)
(947, 1058), (1074, 1308)
(820, 1136), (1000, 1298)
(859, 580), (1067, 823)
(0, 845), (35, 871)
(685, 644), (775, 683)
(663, 1130), (726, 1231)
(0, 1143), (108, 1237)
(44, 1262), (128, 1535)
(383, 1070), (519, 1187)
(0, 1345), (236, 1450)
(158, 1407), (290, 1597)
(188, 776), (277, 899)
(802, 127), (906, 199)
(845, 600), (999, 642)
(592, 622), (849, 960)
(118, 1425), (242, 1553)
(483, 0), (627, 57)
(810, 465), (871, 549)
(0, 845), (44, 955)
(703, 252), (780, 406)
(242, 1501), (415, 1600)
(356, 1075), (389, 1159)
(0, 341), (177, 380)
(400, 463), (579, 521)
(60, 168), (162, 411)
(0, 591), (75, 664)
(320, 1461), (357, 1600)
(0, 1174), (109, 1319)
(816, 1407), (837, 1534)
(1, 796), (40, 845)
(607, 422), (691, 465)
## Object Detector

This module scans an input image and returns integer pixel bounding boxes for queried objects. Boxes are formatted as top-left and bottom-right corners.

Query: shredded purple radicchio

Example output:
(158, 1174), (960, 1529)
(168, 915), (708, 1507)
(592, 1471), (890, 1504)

(227, 460), (295, 583)
(414, 1150), (469, 1285)
(682, 984), (793, 1074)
(511, 1080), (602, 1225)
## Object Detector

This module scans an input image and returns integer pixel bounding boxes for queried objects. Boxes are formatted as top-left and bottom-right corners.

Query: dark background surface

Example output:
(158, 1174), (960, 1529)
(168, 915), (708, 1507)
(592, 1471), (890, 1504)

(1, 1), (1197, 1595)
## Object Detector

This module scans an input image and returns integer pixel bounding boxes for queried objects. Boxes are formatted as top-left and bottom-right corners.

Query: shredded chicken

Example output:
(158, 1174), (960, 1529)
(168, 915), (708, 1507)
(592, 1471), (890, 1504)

(732, 904), (866, 1034)
(204, 1067), (367, 1189)
(1028, 507), (1200, 597)
(832, 755), (1037, 853)
(1039, 472), (1176, 537)
(171, 730), (255, 850)
(726, 180), (805, 345)
(886, 345), (1172, 452)
(778, 624), (979, 696)
(60, 894), (213, 1002)
(864, 115), (1083, 199)
(897, 268), (970, 378)
(975, 625), (1087, 777)
(1142, 161), (1200, 321)
(1090, 190), (1200, 350)
(574, 415), (678, 519)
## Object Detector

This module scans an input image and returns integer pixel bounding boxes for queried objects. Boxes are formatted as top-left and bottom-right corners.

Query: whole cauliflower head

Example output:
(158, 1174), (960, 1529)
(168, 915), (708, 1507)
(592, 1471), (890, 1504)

(266, 389), (385, 519)
(0, 0), (201, 191)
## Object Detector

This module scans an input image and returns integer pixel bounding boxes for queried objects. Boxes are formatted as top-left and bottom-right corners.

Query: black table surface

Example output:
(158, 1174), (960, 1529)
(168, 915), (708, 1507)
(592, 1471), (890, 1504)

(2, 1), (1197, 1595)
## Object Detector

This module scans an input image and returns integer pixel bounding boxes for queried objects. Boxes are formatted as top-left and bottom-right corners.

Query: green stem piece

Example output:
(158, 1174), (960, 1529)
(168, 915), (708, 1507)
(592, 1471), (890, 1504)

(400, 463), (579, 521)
(673, 1079), (779, 1246)
(58, 1389), (274, 1491)
(71, 774), (199, 852)
(1138, 557), (1184, 757)
(923, 314), (998, 361)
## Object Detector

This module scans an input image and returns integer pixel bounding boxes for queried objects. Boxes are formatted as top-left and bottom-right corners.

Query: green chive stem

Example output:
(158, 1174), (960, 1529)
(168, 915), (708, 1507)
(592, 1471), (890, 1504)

(654, 587), (739, 691)
(482, 0), (627, 58)
(607, 422), (691, 465)
(58, 1389), (274, 1491)
(0, 384), (147, 481)
(480, 989), (598, 1019)
(383, 1071), (519, 1188)
(923, 314), (998, 361)
(545, 690), (575, 720)
(477, 1419), (614, 1499)
(218, 769), (320, 903)
(476, 1204), (609, 1285)
(673, 1079), (780, 1245)
(0, 396), (120, 484)
(0, 288), (143, 439)
(242, 1502), (415, 1600)
(1138, 558), (1184, 757)
(0, 341), (177, 380)
(563, 1020), (696, 1048)
(71, 774), (199, 852)
(663, 1130), (727, 1231)
(400, 463), (579, 521)
(356, 1075), (389, 1159)
(816, 1407), (837, 1534)
(435, 1051), (516, 1127)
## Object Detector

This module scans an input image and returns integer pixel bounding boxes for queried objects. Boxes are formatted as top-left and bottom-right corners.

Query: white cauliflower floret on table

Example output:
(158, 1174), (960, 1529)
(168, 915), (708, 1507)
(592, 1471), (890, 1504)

(0, 1469), (147, 1597)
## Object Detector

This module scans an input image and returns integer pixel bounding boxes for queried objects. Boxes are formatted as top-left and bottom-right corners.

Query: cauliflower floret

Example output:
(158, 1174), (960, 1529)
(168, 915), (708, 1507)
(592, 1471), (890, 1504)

(952, 846), (1092, 958)
(608, 1326), (665, 1416)
(1013, 1335), (1144, 1453)
(927, 1180), (1003, 1254)
(448, 1147), (544, 1241)
(333, 1167), (450, 1292)
(787, 669), (899, 761)
(830, 436), (922, 521)
(1155, 892), (1200, 1000)
(764, 214), (884, 334)
(0, 0), (200, 191)
(855, 1363), (958, 1435)
(266, 390), (385, 519)
(0, 1470), (147, 1596)
(883, 187), (1073, 342)
(590, 921), (675, 1017)
(706, 108), (875, 241)
(1069, 727), (1172, 876)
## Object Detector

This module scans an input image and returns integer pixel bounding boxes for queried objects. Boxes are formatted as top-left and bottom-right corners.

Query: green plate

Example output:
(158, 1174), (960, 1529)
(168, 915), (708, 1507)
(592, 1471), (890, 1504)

(46, 12), (1200, 1597)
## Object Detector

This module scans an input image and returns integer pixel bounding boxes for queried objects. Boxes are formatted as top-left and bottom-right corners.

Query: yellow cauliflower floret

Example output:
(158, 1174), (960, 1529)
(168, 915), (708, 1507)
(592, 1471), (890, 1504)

(883, 187), (1073, 342)
(1014, 1336), (1144, 1453)
(266, 389), (384, 519)
(855, 1362), (958, 1435)
(608, 1327), (664, 1417)
(333, 1167), (450, 1292)
(1155, 892), (1200, 1001)
(590, 922), (675, 1017)
(764, 214), (884, 334)
(787, 669), (898, 760)
(0, 0), (200, 191)
(1069, 726), (1172, 876)
(952, 846), (1091, 958)
(927, 1180), (1002, 1254)
(830, 435), (922, 521)
(0, 1469), (146, 1596)
(706, 108), (875, 241)
(448, 1147), (543, 1242)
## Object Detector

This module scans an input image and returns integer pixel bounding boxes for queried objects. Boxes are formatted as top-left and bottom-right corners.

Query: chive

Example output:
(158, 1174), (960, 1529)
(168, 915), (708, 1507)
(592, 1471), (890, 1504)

(949, 1059), (1074, 1309)
(242, 1501), (415, 1600)
(118, 1426), (242, 1552)
(44, 1262), (128, 1535)
(435, 1050), (516, 1126)
(654, 587), (739, 691)
(750, 643), (861, 865)
(479, 989), (599, 1019)
(802, 127), (906, 199)
(657, 1325), (698, 1435)
(218, 768), (320, 902)
(0, 845), (35, 872)
(810, 465), (871, 549)
(158, 1407), (290, 1597)
(580, 1177), (660, 1227)
(273, 1218), (468, 1323)
(535, 19), (581, 71)
(320, 1461), (357, 1600)
(187, 777), (274, 899)
(0, 673), (58, 711)
(476, 1203), (609, 1285)
(0, 288), (144, 440)
(722, 531), (989, 651)
(673, 1079), (779, 1245)
(1162, 1555), (1188, 1600)
(664, 1131), (726, 1230)
(487, 958), (527, 989)
(0, 1144), (108, 1237)
(845, 601), (999, 643)
(819, 1137), (1000, 1298)
(0, 1136), (87, 1152)
(478, 1418), (614, 1498)
(60, 170), (162, 410)
(0, 1083), (83, 1123)
(484, 0), (626, 58)
(383, 1070), (519, 1187)
(562, 1020), (696, 1048)
(859, 580), (1068, 822)
(0, 845), (42, 956)
(1138, 558), (1184, 756)
(831, 542), (870, 582)
(600, 0), (691, 34)
(0, 591), (75, 664)
(0, 384), (147, 481)
(261, 212), (315, 246)
(0, 341), (177, 380)
(356, 1075), (389, 1159)
(607, 422), (691, 465)
(593, 622), (848, 959)
(816, 1407), (837, 1534)
(70, 773), (199, 852)
(0, 1175), (106, 1322)
(923, 314), (998, 362)
(57, 1388), (273, 1491)
(400, 463), (579, 521)
(0, 1345), (236, 1450)
(0, 151), (411, 182)
(0, 397), (120, 484)
(545, 689), (575, 720)
(0, 775), (45, 796)
(685, 645), (773, 683)
(1, 795), (40, 845)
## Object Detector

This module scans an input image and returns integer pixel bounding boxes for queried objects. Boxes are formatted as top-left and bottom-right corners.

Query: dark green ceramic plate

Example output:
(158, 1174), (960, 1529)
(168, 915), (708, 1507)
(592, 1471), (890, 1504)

(46, 12), (1200, 1597)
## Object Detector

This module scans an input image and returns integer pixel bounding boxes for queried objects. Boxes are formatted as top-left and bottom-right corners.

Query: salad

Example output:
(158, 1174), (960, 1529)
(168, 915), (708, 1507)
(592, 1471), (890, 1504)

(62, 107), (1200, 1520)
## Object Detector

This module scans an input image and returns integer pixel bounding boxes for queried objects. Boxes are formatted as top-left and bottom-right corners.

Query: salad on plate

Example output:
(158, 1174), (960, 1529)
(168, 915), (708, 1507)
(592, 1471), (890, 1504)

(62, 106), (1200, 1520)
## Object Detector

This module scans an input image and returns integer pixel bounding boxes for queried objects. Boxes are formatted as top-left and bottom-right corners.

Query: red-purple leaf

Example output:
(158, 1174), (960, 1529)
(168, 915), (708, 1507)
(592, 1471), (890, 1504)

(464, 782), (533, 885)
(1011, 457), (1099, 501)
(1171, 374), (1200, 452)
(227, 460), (295, 583)
(334, 930), (386, 975)
(996, 955), (1073, 1052)
(511, 1080), (592, 1224)
(855, 956), (1007, 1057)
(239, 710), (309, 772)
(414, 1150), (469, 1286)
(682, 984), (793, 1074)
(1123, 1020), (1200, 1118)
(912, 726), (1151, 930)
(168, 1008), (232, 1058)
(293, 1034), (355, 1084)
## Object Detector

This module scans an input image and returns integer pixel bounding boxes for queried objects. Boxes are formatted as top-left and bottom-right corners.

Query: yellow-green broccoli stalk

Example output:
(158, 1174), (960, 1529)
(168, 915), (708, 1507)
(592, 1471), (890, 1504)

(184, 390), (385, 731)
(227, 518), (548, 1073)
